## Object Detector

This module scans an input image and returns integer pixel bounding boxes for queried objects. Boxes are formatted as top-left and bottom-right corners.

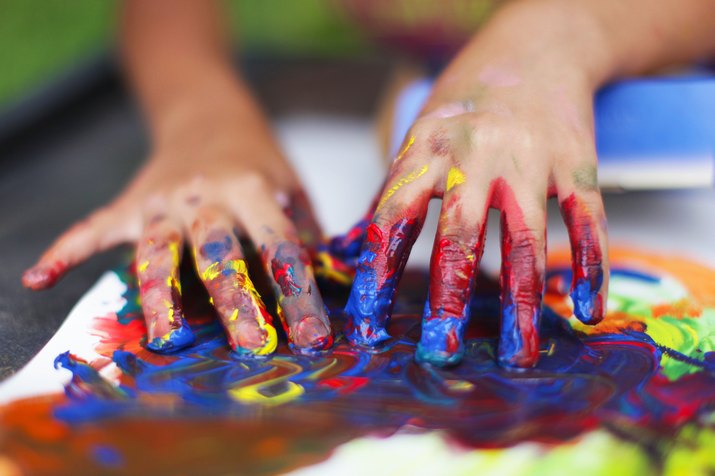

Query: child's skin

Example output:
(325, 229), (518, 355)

(22, 0), (715, 366)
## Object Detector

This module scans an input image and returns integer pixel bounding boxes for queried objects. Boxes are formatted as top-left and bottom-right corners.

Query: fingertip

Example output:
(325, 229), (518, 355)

(415, 345), (464, 367)
(290, 316), (333, 354)
(232, 319), (279, 357)
(416, 315), (466, 367)
(570, 266), (605, 325)
(498, 348), (539, 370)
(22, 262), (65, 290)
(146, 321), (195, 353)
(343, 310), (391, 347)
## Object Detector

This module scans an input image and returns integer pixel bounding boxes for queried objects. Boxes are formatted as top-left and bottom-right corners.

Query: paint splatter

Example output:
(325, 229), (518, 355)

(1, 248), (715, 475)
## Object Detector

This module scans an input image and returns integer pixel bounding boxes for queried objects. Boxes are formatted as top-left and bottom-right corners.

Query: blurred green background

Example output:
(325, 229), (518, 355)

(0, 0), (368, 109)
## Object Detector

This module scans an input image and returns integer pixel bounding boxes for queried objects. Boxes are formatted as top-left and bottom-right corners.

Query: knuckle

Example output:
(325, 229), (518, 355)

(235, 171), (272, 195)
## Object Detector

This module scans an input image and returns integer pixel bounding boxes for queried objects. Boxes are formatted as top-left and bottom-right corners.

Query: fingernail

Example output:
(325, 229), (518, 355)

(292, 316), (332, 351)
(22, 266), (51, 290)
(571, 278), (603, 324)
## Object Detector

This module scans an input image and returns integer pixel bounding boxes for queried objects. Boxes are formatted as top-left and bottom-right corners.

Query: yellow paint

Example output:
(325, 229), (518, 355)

(307, 358), (338, 380)
(166, 276), (182, 295)
(228, 359), (304, 405)
(253, 322), (278, 356)
(138, 260), (150, 273)
(313, 251), (353, 286)
(164, 299), (175, 323)
(204, 258), (277, 356)
(201, 262), (222, 281)
(229, 380), (304, 406)
(445, 379), (474, 392)
(377, 165), (429, 210)
(395, 135), (415, 161)
(446, 166), (466, 191)
(168, 241), (181, 266)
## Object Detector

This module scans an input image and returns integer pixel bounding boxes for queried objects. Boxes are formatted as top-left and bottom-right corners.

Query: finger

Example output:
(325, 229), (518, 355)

(136, 213), (195, 353)
(416, 172), (488, 366)
(343, 160), (437, 347)
(494, 179), (547, 368)
(23, 206), (132, 290)
(282, 189), (324, 250)
(557, 165), (609, 324)
(186, 206), (277, 357)
(232, 193), (333, 354)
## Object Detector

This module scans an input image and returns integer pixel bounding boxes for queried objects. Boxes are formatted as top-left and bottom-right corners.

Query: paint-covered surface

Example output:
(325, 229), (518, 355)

(1, 247), (714, 475)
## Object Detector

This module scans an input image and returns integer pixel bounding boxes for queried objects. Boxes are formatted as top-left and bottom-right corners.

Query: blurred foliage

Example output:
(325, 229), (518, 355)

(0, 0), (117, 107)
(226, 0), (369, 57)
(0, 0), (368, 108)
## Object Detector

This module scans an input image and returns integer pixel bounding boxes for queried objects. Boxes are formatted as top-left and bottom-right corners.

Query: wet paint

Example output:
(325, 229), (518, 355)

(560, 193), (605, 324)
(491, 178), (545, 368)
(2, 249), (715, 474)
(263, 240), (332, 354)
(194, 231), (278, 357)
(344, 218), (423, 346)
(416, 232), (482, 366)
(137, 234), (196, 354)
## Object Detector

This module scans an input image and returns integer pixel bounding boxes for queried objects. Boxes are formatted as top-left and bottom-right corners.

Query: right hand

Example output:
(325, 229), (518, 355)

(22, 111), (333, 357)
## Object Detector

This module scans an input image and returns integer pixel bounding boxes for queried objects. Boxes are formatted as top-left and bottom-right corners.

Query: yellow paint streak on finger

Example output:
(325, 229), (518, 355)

(395, 135), (415, 161)
(168, 241), (181, 265)
(446, 166), (466, 191)
(377, 165), (429, 210)
(138, 260), (150, 273)
(253, 322), (278, 356)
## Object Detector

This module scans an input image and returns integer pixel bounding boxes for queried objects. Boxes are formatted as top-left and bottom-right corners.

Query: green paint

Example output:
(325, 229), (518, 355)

(572, 164), (599, 192)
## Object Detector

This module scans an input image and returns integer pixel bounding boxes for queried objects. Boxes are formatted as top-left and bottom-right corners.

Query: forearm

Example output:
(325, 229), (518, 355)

(439, 0), (715, 95)
(120, 0), (265, 144)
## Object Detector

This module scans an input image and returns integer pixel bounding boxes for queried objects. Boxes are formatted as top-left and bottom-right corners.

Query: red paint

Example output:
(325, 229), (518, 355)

(22, 260), (67, 290)
(491, 178), (544, 368)
(428, 237), (480, 319)
(560, 193), (604, 320)
(318, 376), (369, 394)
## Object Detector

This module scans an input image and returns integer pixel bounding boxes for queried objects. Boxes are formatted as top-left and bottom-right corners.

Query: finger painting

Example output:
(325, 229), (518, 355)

(1, 246), (714, 475)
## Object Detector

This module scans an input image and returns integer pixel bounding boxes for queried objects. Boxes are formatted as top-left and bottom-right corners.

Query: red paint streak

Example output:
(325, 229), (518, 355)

(428, 237), (480, 319)
(560, 193), (605, 323)
(318, 376), (369, 394)
(22, 260), (67, 290)
(271, 260), (301, 297)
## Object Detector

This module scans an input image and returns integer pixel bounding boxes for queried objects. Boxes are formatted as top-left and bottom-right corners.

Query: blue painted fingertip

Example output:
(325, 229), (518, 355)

(147, 320), (196, 353)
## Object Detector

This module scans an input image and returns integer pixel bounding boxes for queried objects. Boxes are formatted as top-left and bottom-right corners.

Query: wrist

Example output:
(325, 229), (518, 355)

(458, 0), (617, 90)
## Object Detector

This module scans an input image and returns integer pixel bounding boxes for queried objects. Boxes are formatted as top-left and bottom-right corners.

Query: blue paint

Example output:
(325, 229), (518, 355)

(415, 294), (469, 366)
(497, 293), (542, 369)
(344, 219), (421, 348)
(91, 444), (124, 468)
(146, 320), (196, 353)
(344, 248), (393, 346)
(571, 275), (601, 324)
(200, 236), (233, 263)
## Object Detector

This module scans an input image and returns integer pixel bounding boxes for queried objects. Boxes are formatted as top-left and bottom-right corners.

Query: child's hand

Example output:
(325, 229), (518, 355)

(23, 111), (333, 357)
(344, 3), (610, 368)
